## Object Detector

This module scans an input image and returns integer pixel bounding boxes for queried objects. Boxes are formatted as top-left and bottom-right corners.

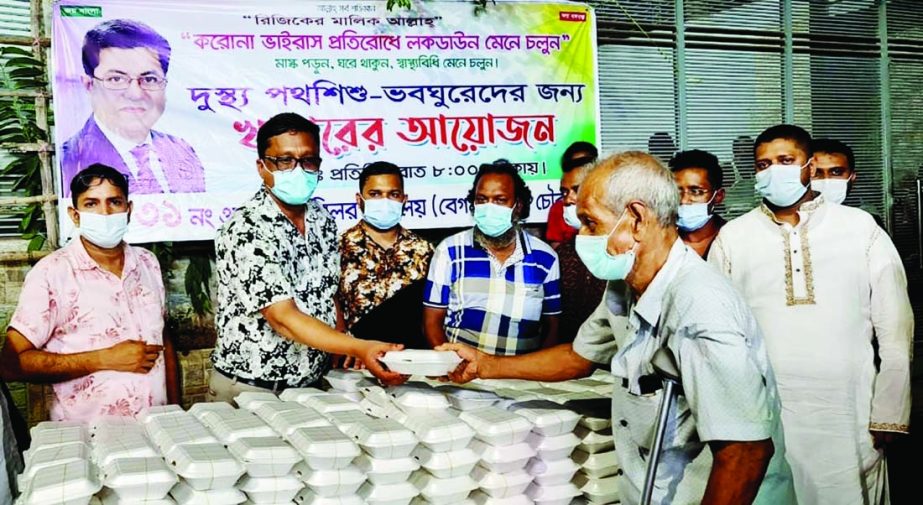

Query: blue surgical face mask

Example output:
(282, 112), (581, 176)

(575, 209), (636, 281)
(362, 197), (404, 230)
(264, 164), (318, 205)
(811, 178), (848, 205)
(755, 162), (809, 207)
(563, 204), (581, 229)
(474, 203), (514, 237)
(676, 193), (716, 232)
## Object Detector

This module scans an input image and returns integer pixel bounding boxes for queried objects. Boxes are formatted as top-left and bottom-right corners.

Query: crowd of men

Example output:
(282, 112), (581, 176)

(0, 107), (911, 505)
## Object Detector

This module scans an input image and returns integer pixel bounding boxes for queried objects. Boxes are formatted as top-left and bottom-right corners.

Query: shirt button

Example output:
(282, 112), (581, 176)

(796, 268), (801, 273)
(620, 419), (628, 427)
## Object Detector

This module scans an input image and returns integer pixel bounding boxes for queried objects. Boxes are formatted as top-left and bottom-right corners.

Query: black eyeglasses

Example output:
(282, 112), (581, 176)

(93, 74), (167, 91)
(263, 156), (323, 173)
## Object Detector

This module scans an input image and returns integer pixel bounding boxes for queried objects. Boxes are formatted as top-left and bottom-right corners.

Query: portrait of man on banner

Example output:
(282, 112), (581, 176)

(60, 18), (206, 196)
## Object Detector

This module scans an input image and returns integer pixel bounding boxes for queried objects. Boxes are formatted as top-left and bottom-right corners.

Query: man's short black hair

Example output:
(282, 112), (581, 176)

(256, 113), (321, 159)
(811, 138), (855, 171)
(466, 159), (533, 220)
(754, 124), (813, 160)
(82, 19), (172, 76)
(561, 141), (598, 172)
(70, 163), (129, 206)
(359, 161), (403, 192)
(668, 149), (724, 189)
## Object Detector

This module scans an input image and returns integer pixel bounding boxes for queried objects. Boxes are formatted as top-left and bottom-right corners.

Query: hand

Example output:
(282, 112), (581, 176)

(357, 340), (408, 387)
(871, 430), (898, 450)
(435, 342), (486, 384)
(103, 340), (163, 374)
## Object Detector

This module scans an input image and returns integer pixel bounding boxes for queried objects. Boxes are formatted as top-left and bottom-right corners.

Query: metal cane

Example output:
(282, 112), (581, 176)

(640, 348), (682, 505)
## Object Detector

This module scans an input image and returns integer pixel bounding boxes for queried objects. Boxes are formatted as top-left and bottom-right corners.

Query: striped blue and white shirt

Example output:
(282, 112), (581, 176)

(423, 229), (561, 355)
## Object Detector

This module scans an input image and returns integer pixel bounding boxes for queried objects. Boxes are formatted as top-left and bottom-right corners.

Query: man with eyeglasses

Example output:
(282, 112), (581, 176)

(668, 149), (726, 258)
(211, 113), (407, 402)
(60, 18), (205, 195)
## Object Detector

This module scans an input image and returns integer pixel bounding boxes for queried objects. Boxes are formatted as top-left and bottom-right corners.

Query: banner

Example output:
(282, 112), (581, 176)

(52, 0), (598, 242)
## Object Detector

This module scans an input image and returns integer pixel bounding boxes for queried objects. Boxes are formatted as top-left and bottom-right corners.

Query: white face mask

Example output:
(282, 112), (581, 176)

(563, 204), (581, 229)
(755, 162), (809, 207)
(811, 178), (848, 205)
(78, 211), (129, 249)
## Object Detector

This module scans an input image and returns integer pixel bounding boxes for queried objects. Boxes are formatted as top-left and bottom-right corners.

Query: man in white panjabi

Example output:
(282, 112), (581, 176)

(709, 124), (913, 505)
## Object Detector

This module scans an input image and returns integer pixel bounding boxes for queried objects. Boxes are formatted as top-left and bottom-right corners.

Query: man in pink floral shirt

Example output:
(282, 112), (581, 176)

(0, 164), (180, 422)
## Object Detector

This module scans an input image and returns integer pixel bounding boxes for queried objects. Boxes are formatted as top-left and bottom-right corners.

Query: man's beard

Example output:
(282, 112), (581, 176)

(474, 222), (520, 250)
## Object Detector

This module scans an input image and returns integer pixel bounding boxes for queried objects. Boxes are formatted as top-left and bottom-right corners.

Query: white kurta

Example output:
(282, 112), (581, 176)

(709, 197), (913, 505)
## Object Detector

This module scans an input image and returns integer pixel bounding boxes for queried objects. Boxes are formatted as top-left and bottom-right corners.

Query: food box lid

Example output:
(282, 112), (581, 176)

(19, 459), (101, 505)
(188, 401), (236, 421)
(164, 443), (244, 481)
(139, 405), (184, 424)
(469, 439), (535, 465)
(411, 446), (478, 472)
(353, 453), (420, 475)
(22, 442), (90, 480)
(205, 412), (276, 442)
(402, 412), (474, 448)
(29, 426), (87, 448)
(379, 350), (462, 376)
(571, 449), (619, 471)
(295, 464), (366, 488)
(526, 432), (581, 453)
(508, 401), (580, 434)
(170, 479), (246, 505)
(410, 472), (477, 496)
(391, 389), (450, 411)
(305, 394), (363, 414)
(525, 457), (579, 478)
(279, 388), (327, 403)
(343, 418), (417, 452)
(101, 456), (177, 490)
(227, 436), (301, 465)
(286, 426), (360, 460)
(470, 466), (533, 491)
(322, 410), (372, 431)
(459, 407), (532, 444)
(254, 401), (313, 423)
(235, 391), (281, 410)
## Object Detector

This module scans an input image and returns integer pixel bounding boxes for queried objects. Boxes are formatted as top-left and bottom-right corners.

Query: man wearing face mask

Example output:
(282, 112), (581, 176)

(709, 124), (912, 505)
(337, 161), (433, 346)
(669, 149), (726, 257)
(212, 113), (406, 400)
(809, 138), (854, 205)
(438, 152), (793, 505)
(423, 160), (561, 355)
(0, 164), (181, 421)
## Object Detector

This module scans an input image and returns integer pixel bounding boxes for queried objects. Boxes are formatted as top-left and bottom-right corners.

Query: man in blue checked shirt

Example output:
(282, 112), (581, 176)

(422, 160), (561, 355)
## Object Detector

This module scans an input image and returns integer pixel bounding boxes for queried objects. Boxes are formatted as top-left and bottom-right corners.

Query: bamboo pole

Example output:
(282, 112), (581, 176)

(0, 194), (57, 206)
(0, 89), (47, 98)
(30, 0), (58, 249)
(0, 250), (52, 263)
(0, 35), (48, 46)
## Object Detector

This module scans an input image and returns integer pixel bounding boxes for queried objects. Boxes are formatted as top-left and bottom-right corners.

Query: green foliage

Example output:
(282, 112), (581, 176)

(185, 254), (213, 315)
(0, 45), (48, 251)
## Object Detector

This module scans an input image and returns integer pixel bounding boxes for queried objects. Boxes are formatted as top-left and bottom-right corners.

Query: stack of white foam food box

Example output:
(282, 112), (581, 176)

(138, 404), (243, 504)
(15, 421), (102, 505)
(566, 397), (621, 505)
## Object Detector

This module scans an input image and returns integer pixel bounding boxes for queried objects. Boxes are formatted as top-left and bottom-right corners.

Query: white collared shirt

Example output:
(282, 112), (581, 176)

(95, 116), (171, 192)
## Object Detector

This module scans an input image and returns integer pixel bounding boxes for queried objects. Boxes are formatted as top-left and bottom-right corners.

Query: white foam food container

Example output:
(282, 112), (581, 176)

(293, 490), (362, 505)
(410, 472), (477, 504)
(459, 407), (533, 446)
(254, 401), (313, 423)
(31, 420), (84, 435)
(411, 446), (478, 478)
(577, 416), (611, 432)
(164, 442), (244, 491)
(30, 425), (87, 449)
(343, 418), (417, 458)
(325, 371), (375, 393)
(357, 481), (420, 505)
(353, 454), (419, 485)
(573, 472), (621, 504)
(268, 408), (332, 437)
(139, 405), (185, 425)
(97, 487), (176, 504)
(205, 412), (277, 443)
(525, 482), (582, 505)
(236, 391), (281, 411)
(93, 433), (159, 467)
(170, 479), (246, 505)
(21, 442), (90, 481)
(470, 466), (533, 498)
(390, 389), (450, 416)
(304, 394), (363, 415)
(238, 474), (304, 503)
(286, 426), (360, 470)
(525, 457), (580, 486)
(327, 390), (364, 403)
(101, 456), (177, 501)
(469, 439), (535, 473)
(279, 387), (327, 403)
(17, 459), (101, 505)
(508, 401), (580, 436)
(227, 436), (302, 477)
(403, 412), (475, 452)
(575, 426), (615, 454)
(88, 417), (144, 439)
(526, 431), (581, 461)
(150, 421), (218, 453)
(188, 401), (236, 422)
(470, 490), (531, 505)
(409, 498), (476, 505)
(439, 386), (500, 411)
(379, 350), (462, 377)
(322, 410), (373, 431)
(293, 464), (365, 497)
(571, 449), (620, 479)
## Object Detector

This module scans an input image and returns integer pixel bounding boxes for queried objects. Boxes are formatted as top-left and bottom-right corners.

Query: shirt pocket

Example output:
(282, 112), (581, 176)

(516, 283), (545, 322)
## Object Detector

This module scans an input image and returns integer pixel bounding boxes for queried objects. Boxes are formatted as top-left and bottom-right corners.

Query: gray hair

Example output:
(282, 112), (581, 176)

(592, 151), (679, 227)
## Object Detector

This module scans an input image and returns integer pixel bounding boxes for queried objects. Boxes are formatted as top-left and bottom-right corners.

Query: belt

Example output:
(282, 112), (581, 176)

(214, 366), (301, 392)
